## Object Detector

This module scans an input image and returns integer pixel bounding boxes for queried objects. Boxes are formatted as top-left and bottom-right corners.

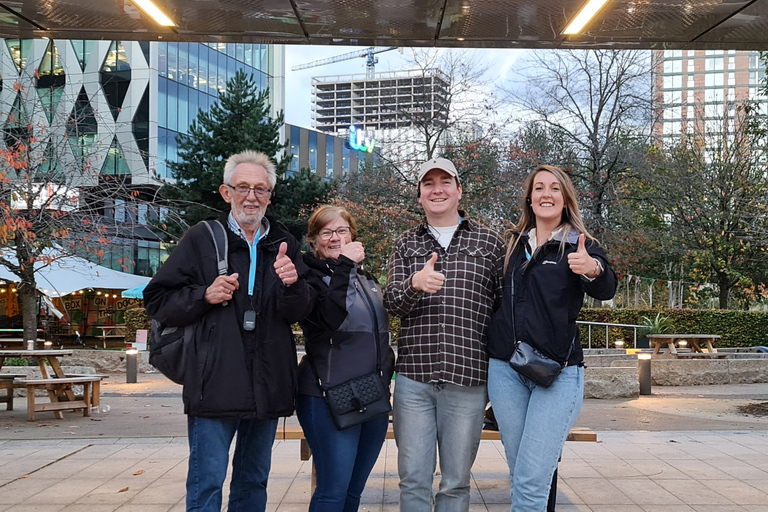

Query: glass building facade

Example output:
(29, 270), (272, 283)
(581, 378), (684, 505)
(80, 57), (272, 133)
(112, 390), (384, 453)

(0, 39), (281, 277)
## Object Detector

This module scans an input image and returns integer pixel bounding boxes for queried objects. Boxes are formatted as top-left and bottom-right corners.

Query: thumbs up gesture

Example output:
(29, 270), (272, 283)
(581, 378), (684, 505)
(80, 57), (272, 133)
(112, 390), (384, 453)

(568, 234), (600, 278)
(274, 242), (298, 286)
(412, 253), (446, 294)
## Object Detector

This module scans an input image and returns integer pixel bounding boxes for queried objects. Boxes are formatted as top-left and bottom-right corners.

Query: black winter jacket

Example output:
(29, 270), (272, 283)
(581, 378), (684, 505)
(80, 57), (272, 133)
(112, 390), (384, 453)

(143, 215), (315, 419)
(487, 229), (617, 367)
(298, 254), (395, 397)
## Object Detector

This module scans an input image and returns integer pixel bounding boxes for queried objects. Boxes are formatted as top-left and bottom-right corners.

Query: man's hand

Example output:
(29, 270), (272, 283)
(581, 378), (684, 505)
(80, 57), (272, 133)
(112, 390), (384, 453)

(568, 234), (601, 278)
(205, 273), (240, 304)
(340, 240), (365, 263)
(411, 253), (445, 294)
(274, 242), (298, 285)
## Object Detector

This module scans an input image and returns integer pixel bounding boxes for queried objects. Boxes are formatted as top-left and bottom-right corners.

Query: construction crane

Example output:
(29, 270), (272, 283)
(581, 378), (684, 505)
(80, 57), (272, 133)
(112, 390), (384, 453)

(291, 47), (398, 79)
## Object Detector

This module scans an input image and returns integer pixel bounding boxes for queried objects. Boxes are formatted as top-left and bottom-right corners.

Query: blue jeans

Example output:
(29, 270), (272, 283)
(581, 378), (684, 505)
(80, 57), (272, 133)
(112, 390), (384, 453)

(296, 395), (389, 512)
(186, 415), (278, 512)
(487, 358), (584, 512)
(393, 374), (487, 512)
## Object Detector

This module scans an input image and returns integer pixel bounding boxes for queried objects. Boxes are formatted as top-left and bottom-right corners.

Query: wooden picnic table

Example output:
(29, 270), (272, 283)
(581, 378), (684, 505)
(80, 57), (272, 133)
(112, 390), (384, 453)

(647, 334), (722, 358)
(0, 349), (75, 418)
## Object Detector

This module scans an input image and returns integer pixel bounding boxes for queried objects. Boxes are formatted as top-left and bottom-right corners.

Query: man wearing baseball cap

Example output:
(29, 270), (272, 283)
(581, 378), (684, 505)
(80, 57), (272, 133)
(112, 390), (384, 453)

(384, 157), (505, 512)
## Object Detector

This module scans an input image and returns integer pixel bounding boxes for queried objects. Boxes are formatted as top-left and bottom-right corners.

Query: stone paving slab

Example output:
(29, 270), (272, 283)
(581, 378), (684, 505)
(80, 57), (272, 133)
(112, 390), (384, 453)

(2, 432), (768, 511)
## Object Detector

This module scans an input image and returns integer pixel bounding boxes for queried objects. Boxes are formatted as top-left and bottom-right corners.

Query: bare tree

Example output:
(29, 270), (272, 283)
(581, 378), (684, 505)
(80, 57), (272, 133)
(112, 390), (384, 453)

(378, 48), (501, 183)
(505, 49), (653, 236)
(639, 103), (768, 309)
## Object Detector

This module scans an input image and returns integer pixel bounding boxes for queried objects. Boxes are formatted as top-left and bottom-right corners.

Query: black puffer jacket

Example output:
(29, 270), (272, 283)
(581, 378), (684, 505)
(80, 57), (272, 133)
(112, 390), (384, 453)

(487, 229), (617, 367)
(143, 215), (314, 419)
(298, 254), (395, 397)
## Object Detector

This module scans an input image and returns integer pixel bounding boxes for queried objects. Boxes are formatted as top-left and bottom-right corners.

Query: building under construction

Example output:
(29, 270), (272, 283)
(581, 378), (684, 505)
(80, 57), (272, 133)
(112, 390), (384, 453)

(311, 69), (450, 135)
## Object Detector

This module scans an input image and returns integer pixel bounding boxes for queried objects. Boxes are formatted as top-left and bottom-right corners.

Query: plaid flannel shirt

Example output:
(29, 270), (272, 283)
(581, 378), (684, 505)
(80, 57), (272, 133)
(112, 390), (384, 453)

(384, 217), (505, 387)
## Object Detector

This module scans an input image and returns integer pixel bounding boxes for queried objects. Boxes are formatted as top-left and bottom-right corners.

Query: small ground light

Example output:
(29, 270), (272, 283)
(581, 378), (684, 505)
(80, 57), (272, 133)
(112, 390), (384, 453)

(44, 341), (52, 349)
(638, 353), (652, 395)
(126, 348), (139, 383)
(679, 340), (688, 349)
(615, 340), (625, 349)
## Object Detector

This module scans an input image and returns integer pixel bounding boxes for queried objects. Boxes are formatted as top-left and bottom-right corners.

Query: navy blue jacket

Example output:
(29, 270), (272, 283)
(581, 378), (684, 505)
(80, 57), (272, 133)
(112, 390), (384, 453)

(144, 215), (314, 419)
(487, 229), (617, 366)
(298, 254), (395, 397)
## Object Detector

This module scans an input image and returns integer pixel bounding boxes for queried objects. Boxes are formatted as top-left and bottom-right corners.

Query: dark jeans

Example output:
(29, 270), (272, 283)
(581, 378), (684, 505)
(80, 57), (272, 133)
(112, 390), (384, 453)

(296, 394), (389, 512)
(186, 415), (278, 512)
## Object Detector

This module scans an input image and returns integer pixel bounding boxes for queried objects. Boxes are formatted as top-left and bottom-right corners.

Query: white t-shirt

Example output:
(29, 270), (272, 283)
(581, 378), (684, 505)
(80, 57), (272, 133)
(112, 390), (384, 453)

(428, 224), (458, 249)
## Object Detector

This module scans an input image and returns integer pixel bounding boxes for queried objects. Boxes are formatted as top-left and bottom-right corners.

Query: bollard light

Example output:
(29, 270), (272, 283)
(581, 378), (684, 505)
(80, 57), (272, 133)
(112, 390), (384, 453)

(679, 340), (688, 349)
(638, 353), (652, 395)
(44, 341), (52, 350)
(615, 340), (625, 349)
(126, 348), (139, 383)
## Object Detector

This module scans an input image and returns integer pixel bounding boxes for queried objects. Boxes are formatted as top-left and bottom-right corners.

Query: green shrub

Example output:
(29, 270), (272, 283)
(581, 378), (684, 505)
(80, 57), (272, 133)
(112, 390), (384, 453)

(579, 308), (768, 348)
(639, 313), (674, 336)
(125, 307), (152, 345)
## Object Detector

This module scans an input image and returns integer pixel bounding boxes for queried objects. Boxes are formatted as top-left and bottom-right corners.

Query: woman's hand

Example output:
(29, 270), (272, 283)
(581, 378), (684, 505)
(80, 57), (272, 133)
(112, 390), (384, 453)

(340, 241), (365, 263)
(568, 234), (601, 279)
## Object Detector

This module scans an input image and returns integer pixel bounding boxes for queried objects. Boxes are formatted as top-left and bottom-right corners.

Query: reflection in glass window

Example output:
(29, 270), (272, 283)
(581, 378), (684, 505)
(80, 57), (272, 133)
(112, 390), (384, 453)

(326, 139), (334, 179)
(309, 131), (318, 172)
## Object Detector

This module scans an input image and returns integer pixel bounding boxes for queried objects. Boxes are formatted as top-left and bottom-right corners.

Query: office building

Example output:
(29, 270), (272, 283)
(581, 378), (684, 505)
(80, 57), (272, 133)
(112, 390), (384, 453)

(0, 39), (282, 276)
(653, 49), (767, 144)
(311, 69), (449, 136)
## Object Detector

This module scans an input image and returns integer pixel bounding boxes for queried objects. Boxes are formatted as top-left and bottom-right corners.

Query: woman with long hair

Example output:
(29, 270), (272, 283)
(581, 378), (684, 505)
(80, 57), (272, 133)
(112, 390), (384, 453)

(487, 165), (617, 511)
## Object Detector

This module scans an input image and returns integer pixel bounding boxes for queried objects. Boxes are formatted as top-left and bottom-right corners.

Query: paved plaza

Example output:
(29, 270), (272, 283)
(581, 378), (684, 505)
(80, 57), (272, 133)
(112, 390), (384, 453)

(2, 374), (768, 511)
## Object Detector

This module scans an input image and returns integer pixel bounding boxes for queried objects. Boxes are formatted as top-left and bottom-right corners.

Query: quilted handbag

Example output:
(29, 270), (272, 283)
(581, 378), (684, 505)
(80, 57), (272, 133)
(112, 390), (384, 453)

(323, 372), (391, 429)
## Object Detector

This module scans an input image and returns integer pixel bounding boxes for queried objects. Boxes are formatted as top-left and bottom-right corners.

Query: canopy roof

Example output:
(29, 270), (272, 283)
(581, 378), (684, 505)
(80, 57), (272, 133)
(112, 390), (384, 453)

(0, 255), (151, 298)
(1, 0), (768, 50)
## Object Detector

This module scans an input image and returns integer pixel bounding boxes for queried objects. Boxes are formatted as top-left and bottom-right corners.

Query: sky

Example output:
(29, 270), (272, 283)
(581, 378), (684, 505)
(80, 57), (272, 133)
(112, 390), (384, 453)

(283, 45), (528, 128)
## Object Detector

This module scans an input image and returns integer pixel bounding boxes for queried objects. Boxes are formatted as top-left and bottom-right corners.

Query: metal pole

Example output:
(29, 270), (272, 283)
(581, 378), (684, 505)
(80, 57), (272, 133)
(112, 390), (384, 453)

(126, 348), (138, 383)
(638, 355), (652, 395)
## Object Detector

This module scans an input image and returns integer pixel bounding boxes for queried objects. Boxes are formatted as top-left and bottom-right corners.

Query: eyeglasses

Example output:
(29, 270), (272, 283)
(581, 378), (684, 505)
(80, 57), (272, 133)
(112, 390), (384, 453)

(318, 227), (351, 240)
(226, 184), (272, 198)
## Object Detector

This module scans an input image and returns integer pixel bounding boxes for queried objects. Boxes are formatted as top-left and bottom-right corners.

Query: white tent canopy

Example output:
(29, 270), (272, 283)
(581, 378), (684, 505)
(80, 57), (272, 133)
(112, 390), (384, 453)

(0, 252), (151, 298)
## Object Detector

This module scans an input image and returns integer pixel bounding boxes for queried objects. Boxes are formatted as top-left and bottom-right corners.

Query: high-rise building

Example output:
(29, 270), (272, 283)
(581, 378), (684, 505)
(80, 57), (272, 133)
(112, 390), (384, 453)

(653, 49), (767, 144)
(311, 69), (449, 136)
(0, 39), (282, 276)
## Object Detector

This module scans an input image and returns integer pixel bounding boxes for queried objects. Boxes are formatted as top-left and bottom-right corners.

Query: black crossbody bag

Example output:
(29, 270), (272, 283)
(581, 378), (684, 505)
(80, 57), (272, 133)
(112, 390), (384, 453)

(506, 263), (574, 388)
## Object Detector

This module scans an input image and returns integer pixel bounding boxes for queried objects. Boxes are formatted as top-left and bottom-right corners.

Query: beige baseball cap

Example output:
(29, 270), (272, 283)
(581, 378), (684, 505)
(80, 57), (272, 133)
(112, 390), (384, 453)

(417, 157), (460, 184)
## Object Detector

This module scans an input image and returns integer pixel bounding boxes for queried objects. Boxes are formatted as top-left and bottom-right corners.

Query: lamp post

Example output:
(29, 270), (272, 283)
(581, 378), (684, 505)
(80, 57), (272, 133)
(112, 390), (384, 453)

(126, 348), (139, 383)
(638, 353), (652, 395)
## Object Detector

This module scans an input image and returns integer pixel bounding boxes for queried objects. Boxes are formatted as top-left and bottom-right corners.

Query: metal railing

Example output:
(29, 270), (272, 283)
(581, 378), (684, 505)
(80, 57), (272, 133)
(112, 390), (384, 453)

(576, 321), (645, 349)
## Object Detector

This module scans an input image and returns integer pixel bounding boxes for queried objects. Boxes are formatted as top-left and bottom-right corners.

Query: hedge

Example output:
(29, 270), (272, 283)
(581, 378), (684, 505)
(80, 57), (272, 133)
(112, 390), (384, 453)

(578, 308), (768, 348)
(136, 306), (767, 349)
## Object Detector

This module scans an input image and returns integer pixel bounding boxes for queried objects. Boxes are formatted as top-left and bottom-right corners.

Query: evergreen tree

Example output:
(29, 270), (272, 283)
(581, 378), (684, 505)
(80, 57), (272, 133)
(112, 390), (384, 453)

(270, 168), (337, 242)
(162, 70), (287, 233)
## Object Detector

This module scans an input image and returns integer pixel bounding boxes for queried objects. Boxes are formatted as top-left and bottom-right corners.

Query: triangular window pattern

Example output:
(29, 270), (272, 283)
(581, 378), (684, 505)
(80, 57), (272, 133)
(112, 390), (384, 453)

(132, 87), (150, 169)
(101, 136), (131, 176)
(100, 41), (132, 121)
(5, 39), (31, 73)
(71, 40), (95, 71)
(36, 41), (66, 122)
(66, 87), (98, 164)
(4, 92), (30, 150)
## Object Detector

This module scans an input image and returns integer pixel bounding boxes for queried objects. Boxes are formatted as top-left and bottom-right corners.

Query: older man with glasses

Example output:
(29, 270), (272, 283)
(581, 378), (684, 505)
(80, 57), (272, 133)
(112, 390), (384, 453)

(144, 150), (315, 512)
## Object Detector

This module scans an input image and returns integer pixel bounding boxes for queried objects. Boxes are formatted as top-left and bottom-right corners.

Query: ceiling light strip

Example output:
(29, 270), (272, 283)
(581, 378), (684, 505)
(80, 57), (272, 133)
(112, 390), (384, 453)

(131, 0), (177, 27)
(562, 0), (612, 35)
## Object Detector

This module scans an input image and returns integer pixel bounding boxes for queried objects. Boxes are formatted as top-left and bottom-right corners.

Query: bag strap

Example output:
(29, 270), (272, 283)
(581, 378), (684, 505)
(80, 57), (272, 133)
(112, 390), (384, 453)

(200, 220), (229, 305)
(508, 251), (575, 367)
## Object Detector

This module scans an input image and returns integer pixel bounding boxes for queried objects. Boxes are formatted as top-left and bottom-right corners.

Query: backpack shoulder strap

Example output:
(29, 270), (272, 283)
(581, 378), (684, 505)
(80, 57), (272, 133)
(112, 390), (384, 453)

(200, 220), (228, 276)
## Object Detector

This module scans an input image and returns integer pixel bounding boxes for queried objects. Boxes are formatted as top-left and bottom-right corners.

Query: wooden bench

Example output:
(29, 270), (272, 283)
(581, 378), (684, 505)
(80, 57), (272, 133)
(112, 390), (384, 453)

(277, 425), (597, 462)
(20, 375), (105, 421)
(0, 374), (24, 411)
